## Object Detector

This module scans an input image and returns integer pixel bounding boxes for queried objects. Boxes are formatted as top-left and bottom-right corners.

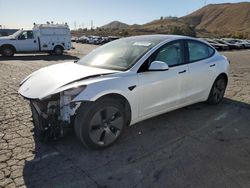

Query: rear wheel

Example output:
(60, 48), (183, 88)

(2, 46), (14, 57)
(207, 76), (227, 105)
(53, 46), (63, 56)
(74, 98), (126, 150)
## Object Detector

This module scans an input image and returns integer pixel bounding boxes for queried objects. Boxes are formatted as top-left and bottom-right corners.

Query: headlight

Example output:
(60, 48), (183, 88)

(63, 85), (86, 99)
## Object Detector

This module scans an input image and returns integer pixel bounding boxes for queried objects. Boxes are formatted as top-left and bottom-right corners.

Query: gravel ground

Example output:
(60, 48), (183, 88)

(0, 44), (250, 188)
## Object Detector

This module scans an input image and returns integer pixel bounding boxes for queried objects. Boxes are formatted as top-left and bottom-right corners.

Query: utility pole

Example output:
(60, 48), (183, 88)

(91, 20), (93, 30)
(74, 21), (77, 30)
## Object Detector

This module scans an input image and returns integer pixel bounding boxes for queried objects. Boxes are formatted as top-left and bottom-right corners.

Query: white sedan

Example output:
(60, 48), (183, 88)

(19, 35), (230, 149)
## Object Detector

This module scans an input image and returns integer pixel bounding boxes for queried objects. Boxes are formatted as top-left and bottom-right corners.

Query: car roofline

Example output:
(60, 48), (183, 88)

(128, 35), (203, 72)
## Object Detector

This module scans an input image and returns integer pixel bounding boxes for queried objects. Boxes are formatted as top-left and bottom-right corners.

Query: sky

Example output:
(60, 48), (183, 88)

(0, 0), (248, 29)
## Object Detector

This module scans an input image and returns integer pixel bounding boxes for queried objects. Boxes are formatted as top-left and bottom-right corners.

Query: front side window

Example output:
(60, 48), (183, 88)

(188, 41), (214, 62)
(151, 42), (184, 67)
(18, 31), (33, 40)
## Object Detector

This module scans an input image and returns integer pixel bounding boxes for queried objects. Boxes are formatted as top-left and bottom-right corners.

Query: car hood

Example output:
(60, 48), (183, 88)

(0, 36), (14, 40)
(18, 62), (118, 99)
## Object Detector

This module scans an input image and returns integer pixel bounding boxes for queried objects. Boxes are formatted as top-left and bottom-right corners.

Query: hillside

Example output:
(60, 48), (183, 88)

(181, 2), (250, 37)
(100, 21), (129, 29)
(141, 18), (196, 36)
(74, 2), (250, 38)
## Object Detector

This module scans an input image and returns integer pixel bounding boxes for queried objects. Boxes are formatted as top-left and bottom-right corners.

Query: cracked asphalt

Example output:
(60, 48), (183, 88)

(0, 44), (250, 188)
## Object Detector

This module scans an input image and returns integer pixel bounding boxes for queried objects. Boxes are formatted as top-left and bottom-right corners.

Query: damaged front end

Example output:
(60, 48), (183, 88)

(30, 87), (84, 141)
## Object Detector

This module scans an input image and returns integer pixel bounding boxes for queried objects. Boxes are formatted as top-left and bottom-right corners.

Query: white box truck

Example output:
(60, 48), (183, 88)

(0, 23), (71, 57)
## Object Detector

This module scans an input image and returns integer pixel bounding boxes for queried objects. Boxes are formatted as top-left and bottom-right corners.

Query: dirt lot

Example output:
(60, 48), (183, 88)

(0, 43), (250, 188)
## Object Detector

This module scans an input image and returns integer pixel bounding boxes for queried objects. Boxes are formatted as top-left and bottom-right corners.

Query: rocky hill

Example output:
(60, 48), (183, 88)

(181, 2), (250, 37)
(75, 2), (250, 38)
(100, 21), (129, 29)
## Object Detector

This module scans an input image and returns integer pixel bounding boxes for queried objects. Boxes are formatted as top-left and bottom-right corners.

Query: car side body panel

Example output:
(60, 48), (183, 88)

(64, 40), (229, 126)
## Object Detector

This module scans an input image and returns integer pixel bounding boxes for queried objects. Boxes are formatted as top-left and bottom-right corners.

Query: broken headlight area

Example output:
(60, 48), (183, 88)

(30, 90), (82, 141)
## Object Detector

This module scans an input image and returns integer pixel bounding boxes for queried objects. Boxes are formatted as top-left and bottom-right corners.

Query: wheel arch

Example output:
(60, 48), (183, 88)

(208, 72), (228, 94)
(206, 72), (228, 104)
(216, 72), (228, 85)
(0, 44), (16, 53)
(94, 93), (132, 126)
(54, 44), (64, 50)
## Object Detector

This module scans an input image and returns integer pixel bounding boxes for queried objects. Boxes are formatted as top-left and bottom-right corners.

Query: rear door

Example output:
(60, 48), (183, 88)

(16, 31), (39, 52)
(185, 40), (216, 102)
(137, 40), (189, 117)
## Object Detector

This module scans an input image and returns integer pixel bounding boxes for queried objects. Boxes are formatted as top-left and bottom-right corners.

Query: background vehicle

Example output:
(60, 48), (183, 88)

(201, 38), (229, 51)
(76, 36), (89, 43)
(0, 23), (71, 57)
(0, 29), (18, 37)
(86, 36), (103, 44)
(222, 39), (244, 49)
(233, 39), (250, 49)
(19, 35), (230, 149)
(214, 39), (238, 50)
(108, 36), (120, 42)
(71, 37), (77, 42)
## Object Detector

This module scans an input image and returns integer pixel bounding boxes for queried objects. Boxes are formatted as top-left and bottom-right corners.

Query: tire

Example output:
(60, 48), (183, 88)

(74, 98), (126, 150)
(1, 46), (14, 57)
(207, 76), (227, 105)
(53, 46), (63, 56)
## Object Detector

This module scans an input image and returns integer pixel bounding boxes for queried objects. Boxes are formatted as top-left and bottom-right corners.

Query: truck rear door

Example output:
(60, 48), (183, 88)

(16, 31), (39, 52)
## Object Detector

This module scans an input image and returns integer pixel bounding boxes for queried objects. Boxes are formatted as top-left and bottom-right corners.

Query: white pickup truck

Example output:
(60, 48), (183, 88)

(0, 24), (72, 57)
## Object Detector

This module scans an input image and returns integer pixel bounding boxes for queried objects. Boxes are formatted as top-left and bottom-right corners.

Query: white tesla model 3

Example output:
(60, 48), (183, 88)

(19, 35), (230, 149)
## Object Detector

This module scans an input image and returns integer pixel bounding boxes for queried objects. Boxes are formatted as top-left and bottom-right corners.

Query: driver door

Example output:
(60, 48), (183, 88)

(137, 41), (189, 117)
(16, 31), (39, 52)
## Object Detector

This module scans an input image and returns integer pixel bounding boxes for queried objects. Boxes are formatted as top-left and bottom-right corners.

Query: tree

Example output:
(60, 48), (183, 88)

(185, 25), (196, 37)
(170, 26), (184, 35)
(169, 25), (196, 37)
(231, 31), (245, 39)
(121, 29), (129, 37)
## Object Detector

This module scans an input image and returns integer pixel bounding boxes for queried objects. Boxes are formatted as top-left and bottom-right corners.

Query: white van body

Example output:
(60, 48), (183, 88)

(0, 24), (71, 56)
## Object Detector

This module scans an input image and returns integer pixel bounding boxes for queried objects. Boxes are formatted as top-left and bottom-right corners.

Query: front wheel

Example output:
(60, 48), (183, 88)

(2, 47), (14, 57)
(74, 98), (126, 150)
(207, 76), (227, 105)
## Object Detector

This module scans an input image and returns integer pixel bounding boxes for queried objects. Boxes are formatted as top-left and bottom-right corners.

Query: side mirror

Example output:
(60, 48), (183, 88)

(148, 61), (169, 71)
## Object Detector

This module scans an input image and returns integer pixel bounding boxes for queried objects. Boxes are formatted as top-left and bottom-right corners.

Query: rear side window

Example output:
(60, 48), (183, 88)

(27, 31), (34, 39)
(188, 41), (214, 62)
(208, 46), (214, 56)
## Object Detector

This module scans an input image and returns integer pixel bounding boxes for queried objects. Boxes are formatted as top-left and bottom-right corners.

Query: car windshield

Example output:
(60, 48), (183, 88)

(77, 36), (163, 71)
(11, 30), (23, 38)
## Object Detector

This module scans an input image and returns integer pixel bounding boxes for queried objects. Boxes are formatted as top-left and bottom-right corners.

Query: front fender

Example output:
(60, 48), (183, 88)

(72, 75), (139, 123)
